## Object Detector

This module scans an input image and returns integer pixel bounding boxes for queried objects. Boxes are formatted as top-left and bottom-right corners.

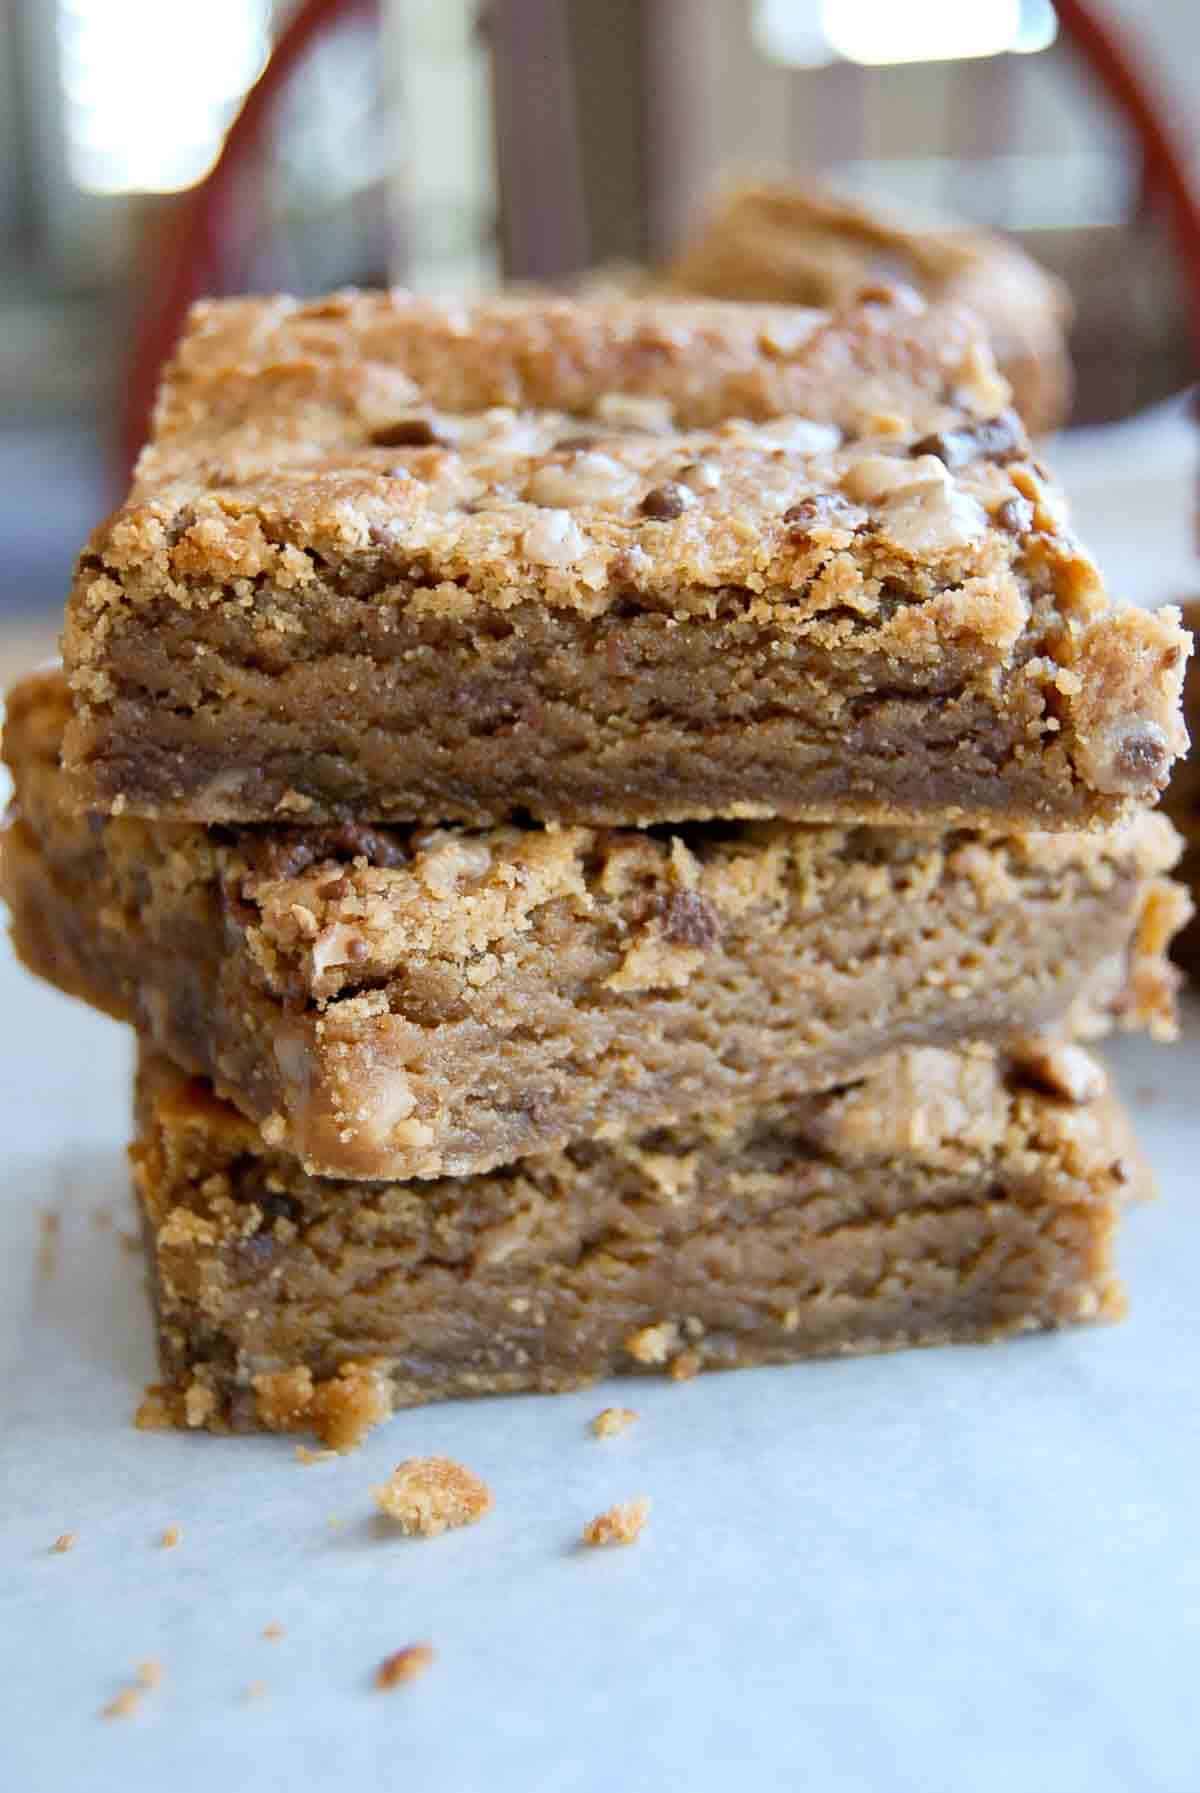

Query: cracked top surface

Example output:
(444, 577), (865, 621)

(139, 284), (1009, 483)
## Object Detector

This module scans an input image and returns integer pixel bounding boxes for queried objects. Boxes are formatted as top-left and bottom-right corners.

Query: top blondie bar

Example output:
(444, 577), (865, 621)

(62, 288), (1189, 828)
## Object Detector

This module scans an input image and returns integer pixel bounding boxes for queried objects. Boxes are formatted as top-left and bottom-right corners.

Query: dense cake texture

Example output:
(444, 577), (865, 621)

(61, 289), (1189, 829)
(1162, 599), (1200, 971)
(132, 1039), (1143, 1443)
(4, 669), (1187, 1181)
(658, 179), (1073, 434)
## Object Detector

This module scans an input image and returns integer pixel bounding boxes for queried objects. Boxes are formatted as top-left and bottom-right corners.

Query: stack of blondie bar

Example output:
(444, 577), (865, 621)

(2, 287), (1191, 1448)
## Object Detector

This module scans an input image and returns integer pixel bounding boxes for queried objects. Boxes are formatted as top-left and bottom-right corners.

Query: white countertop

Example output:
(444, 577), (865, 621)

(2, 941), (1198, 1793)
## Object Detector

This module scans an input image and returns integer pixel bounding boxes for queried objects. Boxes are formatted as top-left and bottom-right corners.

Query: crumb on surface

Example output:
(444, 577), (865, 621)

(160, 1525), (181, 1549)
(262, 1622), (285, 1642)
(118, 1229), (142, 1255)
(51, 1532), (77, 1554)
(375, 1643), (435, 1690)
(101, 1688), (141, 1721)
(373, 1456), (493, 1538)
(581, 1496), (651, 1548)
(136, 1660), (164, 1689)
(590, 1407), (638, 1438)
(244, 1680), (268, 1702)
(38, 1209), (61, 1277)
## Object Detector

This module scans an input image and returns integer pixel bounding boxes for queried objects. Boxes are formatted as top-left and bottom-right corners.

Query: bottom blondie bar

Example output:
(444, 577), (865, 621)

(134, 1039), (1142, 1447)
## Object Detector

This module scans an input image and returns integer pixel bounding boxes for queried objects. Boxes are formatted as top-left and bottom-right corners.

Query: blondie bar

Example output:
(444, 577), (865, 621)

(659, 179), (1072, 433)
(133, 1039), (1142, 1443)
(62, 291), (1189, 829)
(5, 669), (1186, 1180)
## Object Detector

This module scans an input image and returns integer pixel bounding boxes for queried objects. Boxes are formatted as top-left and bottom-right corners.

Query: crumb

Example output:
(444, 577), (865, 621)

(590, 1407), (638, 1438)
(51, 1532), (77, 1554)
(295, 1444), (336, 1465)
(136, 1660), (163, 1689)
(373, 1457), (493, 1537)
(160, 1525), (181, 1549)
(262, 1622), (285, 1642)
(101, 1688), (141, 1721)
(118, 1229), (142, 1254)
(581, 1496), (651, 1548)
(375, 1643), (435, 1690)
(624, 1321), (679, 1365)
(244, 1680), (268, 1702)
(669, 1350), (702, 1382)
(38, 1209), (61, 1277)
(135, 1385), (179, 1430)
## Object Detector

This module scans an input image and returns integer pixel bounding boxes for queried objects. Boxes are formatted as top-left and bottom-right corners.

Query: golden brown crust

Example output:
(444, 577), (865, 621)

(659, 180), (1072, 434)
(142, 285), (1010, 474)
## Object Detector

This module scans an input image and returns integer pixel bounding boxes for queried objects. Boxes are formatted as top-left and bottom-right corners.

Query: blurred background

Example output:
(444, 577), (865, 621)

(2, 0), (1198, 675)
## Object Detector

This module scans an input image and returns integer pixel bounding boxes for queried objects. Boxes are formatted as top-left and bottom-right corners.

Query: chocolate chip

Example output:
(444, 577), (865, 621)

(369, 418), (444, 448)
(995, 496), (1035, 536)
(784, 493), (856, 534)
(911, 409), (1026, 470)
(660, 889), (721, 949)
(166, 504), (197, 545)
(241, 824), (410, 883)
(639, 481), (695, 521)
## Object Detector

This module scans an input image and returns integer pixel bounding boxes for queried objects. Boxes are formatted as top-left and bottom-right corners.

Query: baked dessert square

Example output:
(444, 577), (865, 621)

(659, 178), (1073, 434)
(4, 669), (1187, 1181)
(61, 289), (1189, 829)
(133, 1038), (1144, 1444)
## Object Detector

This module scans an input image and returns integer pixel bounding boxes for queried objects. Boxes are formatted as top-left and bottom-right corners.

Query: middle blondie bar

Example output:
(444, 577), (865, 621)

(4, 670), (1185, 1180)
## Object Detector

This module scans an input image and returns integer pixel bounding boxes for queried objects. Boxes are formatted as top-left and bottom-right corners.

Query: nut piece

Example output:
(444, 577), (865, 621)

(1017, 1041), (1107, 1106)
(581, 1496), (651, 1548)
(521, 508), (587, 566)
(590, 1407), (638, 1439)
(373, 1456), (494, 1538)
(375, 1643), (435, 1690)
